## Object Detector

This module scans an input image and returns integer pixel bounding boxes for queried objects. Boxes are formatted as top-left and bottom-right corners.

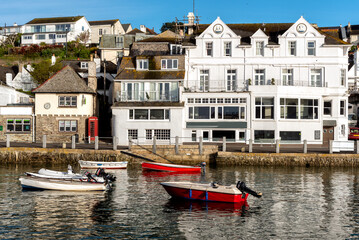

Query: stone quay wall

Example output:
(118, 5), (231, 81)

(216, 152), (359, 167)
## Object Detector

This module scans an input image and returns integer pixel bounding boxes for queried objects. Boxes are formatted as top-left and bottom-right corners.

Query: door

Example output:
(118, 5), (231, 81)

(323, 126), (334, 146)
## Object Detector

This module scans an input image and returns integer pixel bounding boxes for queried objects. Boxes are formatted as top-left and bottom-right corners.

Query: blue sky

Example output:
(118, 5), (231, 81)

(0, 0), (356, 32)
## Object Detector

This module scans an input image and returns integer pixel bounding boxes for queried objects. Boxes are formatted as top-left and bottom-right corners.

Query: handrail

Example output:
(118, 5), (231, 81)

(129, 140), (174, 164)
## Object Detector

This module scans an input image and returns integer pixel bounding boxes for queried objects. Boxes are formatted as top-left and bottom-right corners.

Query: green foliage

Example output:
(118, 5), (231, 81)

(160, 21), (182, 33)
(31, 59), (63, 85)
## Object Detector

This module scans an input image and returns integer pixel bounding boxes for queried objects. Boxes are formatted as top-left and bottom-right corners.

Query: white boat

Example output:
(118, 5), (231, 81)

(19, 176), (109, 191)
(79, 160), (128, 169)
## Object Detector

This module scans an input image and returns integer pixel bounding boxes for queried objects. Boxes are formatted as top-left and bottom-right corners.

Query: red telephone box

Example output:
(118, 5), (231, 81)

(88, 117), (98, 142)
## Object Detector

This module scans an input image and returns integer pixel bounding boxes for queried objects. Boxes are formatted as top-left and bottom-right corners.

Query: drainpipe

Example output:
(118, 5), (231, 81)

(32, 113), (35, 143)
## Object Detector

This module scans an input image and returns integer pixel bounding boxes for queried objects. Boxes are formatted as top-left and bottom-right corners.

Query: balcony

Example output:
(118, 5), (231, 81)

(117, 91), (179, 102)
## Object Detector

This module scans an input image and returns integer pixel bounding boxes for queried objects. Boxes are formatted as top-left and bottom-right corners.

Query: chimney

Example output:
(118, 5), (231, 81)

(19, 63), (24, 73)
(13, 23), (17, 26)
(187, 12), (195, 35)
(88, 55), (97, 92)
(140, 25), (146, 33)
(6, 73), (12, 85)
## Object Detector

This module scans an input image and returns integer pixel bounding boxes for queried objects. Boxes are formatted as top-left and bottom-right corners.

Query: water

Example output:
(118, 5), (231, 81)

(1, 163), (359, 239)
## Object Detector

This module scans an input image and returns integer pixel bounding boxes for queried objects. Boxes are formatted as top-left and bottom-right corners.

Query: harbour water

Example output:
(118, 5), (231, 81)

(1, 163), (359, 239)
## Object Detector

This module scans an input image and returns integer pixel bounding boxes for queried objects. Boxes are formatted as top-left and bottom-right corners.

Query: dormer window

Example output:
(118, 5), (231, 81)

(81, 62), (88, 69)
(256, 41), (264, 56)
(288, 41), (296, 56)
(224, 42), (232, 56)
(161, 59), (178, 70)
(170, 44), (182, 55)
(137, 59), (149, 70)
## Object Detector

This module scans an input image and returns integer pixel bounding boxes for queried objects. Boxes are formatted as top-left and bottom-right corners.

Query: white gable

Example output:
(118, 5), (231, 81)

(198, 17), (239, 40)
(281, 16), (323, 39)
(251, 29), (268, 38)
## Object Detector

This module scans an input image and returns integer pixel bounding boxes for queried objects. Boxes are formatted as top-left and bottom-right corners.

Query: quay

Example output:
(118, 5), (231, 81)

(1, 145), (359, 167)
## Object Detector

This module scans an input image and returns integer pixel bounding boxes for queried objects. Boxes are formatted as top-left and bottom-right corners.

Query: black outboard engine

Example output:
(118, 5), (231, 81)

(236, 181), (262, 198)
(95, 168), (116, 182)
(85, 171), (97, 182)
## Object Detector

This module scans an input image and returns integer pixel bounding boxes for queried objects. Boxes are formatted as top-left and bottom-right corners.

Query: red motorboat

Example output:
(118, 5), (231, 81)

(142, 162), (204, 173)
(160, 181), (262, 203)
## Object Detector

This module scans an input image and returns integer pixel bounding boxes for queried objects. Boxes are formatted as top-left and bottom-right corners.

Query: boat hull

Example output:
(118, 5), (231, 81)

(79, 160), (128, 169)
(19, 177), (107, 191)
(142, 162), (201, 173)
(161, 182), (248, 203)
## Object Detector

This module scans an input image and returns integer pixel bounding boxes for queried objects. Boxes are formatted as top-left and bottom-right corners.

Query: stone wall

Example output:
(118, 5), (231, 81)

(0, 115), (33, 142)
(35, 115), (89, 143)
(216, 152), (359, 167)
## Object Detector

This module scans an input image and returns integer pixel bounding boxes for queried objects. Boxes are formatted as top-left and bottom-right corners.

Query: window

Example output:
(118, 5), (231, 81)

(59, 96), (77, 107)
(254, 69), (265, 85)
(6, 119), (31, 132)
(192, 130), (197, 141)
(308, 41), (315, 56)
(80, 62), (88, 69)
(129, 109), (169, 120)
(255, 97), (274, 119)
(24, 36), (32, 40)
(314, 130), (321, 140)
(254, 130), (275, 141)
(49, 34), (56, 39)
(256, 41), (264, 56)
(199, 70), (209, 91)
(35, 35), (46, 40)
(224, 42), (232, 56)
(128, 129), (138, 140)
(280, 131), (301, 141)
(282, 69), (293, 86)
(206, 42), (213, 56)
(56, 24), (70, 32)
(161, 59), (178, 69)
(188, 98), (194, 103)
(170, 44), (182, 55)
(99, 29), (103, 35)
(280, 98), (298, 119)
(146, 129), (170, 140)
(137, 59), (149, 70)
(226, 69), (237, 91)
(341, 69), (346, 86)
(189, 107), (211, 119)
(340, 100), (345, 116)
(115, 36), (123, 48)
(82, 26), (85, 31)
(59, 120), (77, 132)
(123, 82), (145, 101)
(288, 41), (296, 56)
(32, 25), (46, 33)
(310, 69), (322, 87)
(324, 101), (332, 115)
(300, 99), (318, 119)
(217, 106), (245, 119)
(341, 124), (346, 136)
(56, 34), (66, 39)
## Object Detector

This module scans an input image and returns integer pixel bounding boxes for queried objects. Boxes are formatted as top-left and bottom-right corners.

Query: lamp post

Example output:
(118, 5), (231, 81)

(65, 26), (69, 58)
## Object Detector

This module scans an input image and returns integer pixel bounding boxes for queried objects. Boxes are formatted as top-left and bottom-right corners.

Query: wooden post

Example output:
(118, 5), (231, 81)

(152, 136), (157, 154)
(128, 136), (132, 151)
(72, 135), (76, 149)
(175, 136), (179, 155)
(329, 140), (333, 154)
(95, 136), (99, 150)
(222, 136), (226, 152)
(113, 136), (117, 151)
(249, 139), (253, 153)
(42, 135), (46, 148)
(276, 139), (280, 153)
(199, 136), (203, 155)
(303, 140), (307, 154)
(6, 135), (10, 148)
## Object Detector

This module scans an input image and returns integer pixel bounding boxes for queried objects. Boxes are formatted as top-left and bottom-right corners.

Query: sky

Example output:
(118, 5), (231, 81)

(0, 0), (357, 32)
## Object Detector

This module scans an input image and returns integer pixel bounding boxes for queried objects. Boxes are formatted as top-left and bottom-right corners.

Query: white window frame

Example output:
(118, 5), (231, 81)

(199, 69), (209, 91)
(80, 62), (88, 69)
(161, 59), (178, 70)
(288, 41), (296, 56)
(99, 29), (103, 35)
(205, 42), (213, 57)
(310, 69), (322, 87)
(128, 129), (138, 140)
(254, 69), (265, 85)
(256, 41), (264, 56)
(145, 129), (171, 140)
(137, 59), (149, 70)
(307, 41), (316, 56)
(226, 69), (237, 91)
(59, 96), (77, 107)
(282, 69), (293, 86)
(59, 120), (77, 132)
(224, 42), (232, 56)
(340, 100), (346, 116)
(341, 69), (346, 86)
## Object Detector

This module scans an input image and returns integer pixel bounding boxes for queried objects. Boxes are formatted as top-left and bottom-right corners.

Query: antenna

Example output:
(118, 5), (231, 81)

(193, 0), (195, 14)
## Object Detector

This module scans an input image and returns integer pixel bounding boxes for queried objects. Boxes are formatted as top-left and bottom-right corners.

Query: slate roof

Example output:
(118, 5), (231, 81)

(32, 65), (95, 94)
(62, 60), (89, 73)
(89, 19), (119, 26)
(195, 23), (349, 45)
(115, 56), (184, 80)
(122, 24), (131, 32)
(0, 66), (18, 84)
(26, 16), (84, 24)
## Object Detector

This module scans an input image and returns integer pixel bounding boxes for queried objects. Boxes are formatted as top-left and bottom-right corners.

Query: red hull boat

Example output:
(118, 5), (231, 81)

(161, 181), (262, 203)
(142, 162), (202, 173)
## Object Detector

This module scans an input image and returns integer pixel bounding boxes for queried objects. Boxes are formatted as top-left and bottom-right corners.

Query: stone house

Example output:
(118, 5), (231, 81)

(89, 19), (132, 46)
(32, 65), (96, 143)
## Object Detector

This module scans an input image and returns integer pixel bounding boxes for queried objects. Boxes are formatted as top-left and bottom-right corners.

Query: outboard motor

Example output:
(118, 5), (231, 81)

(236, 181), (262, 198)
(67, 165), (73, 174)
(85, 171), (97, 182)
(95, 168), (116, 182)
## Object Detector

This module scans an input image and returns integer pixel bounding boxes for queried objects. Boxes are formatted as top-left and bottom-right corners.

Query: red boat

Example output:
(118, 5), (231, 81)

(161, 181), (262, 203)
(142, 162), (203, 173)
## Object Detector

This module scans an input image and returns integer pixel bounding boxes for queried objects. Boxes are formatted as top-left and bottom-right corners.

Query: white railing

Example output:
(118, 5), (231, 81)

(118, 92), (179, 102)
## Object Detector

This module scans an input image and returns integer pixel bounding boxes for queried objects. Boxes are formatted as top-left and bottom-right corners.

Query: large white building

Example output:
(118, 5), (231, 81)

(21, 16), (91, 46)
(183, 16), (350, 145)
(112, 16), (351, 146)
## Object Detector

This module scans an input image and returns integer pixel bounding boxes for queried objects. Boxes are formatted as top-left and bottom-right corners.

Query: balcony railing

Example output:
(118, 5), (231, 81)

(117, 92), (179, 102)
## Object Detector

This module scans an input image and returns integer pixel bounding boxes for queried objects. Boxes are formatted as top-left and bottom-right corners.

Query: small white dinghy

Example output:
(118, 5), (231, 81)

(19, 176), (109, 191)
(79, 160), (128, 169)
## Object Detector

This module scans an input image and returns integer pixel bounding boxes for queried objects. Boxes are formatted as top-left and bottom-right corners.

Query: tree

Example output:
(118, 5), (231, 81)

(160, 21), (182, 33)
(77, 30), (90, 46)
(31, 59), (63, 85)
(4, 33), (21, 47)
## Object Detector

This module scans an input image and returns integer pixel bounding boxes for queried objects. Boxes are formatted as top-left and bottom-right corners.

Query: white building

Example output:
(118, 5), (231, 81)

(6, 64), (37, 91)
(21, 16), (91, 46)
(183, 16), (350, 144)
